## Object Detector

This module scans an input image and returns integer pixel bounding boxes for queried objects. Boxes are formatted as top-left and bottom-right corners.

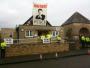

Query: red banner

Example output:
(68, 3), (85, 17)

(34, 4), (47, 8)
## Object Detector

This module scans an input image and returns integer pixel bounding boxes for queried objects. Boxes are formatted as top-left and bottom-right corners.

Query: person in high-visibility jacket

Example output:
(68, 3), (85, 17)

(40, 35), (45, 40)
(86, 36), (90, 47)
(81, 36), (86, 41)
(89, 37), (90, 46)
(81, 35), (86, 48)
(0, 40), (7, 59)
(56, 35), (61, 44)
(46, 34), (51, 39)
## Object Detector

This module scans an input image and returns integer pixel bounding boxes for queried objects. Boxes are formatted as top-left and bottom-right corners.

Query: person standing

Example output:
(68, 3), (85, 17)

(85, 36), (90, 48)
(81, 35), (86, 48)
(56, 35), (61, 44)
(0, 39), (7, 59)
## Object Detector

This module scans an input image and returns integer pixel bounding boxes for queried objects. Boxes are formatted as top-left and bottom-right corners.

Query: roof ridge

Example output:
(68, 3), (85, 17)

(62, 12), (90, 26)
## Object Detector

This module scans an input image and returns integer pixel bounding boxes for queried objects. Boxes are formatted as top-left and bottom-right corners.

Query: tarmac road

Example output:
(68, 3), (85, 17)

(0, 55), (90, 68)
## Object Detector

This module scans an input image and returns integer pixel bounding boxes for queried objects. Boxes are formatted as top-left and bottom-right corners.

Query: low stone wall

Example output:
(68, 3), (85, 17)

(5, 43), (69, 57)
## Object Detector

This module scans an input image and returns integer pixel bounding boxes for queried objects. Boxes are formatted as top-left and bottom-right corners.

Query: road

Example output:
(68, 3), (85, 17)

(0, 55), (90, 68)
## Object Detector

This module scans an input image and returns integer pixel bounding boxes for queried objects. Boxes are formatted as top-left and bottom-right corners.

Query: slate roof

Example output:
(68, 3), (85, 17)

(23, 16), (52, 26)
(62, 12), (90, 26)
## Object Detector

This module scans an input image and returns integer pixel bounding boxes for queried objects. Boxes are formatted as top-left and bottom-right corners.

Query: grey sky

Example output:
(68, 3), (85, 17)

(0, 0), (90, 28)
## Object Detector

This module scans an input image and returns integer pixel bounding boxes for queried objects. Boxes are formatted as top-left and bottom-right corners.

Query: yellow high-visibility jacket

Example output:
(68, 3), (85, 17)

(41, 35), (45, 40)
(46, 34), (51, 39)
(86, 37), (90, 42)
(57, 36), (61, 40)
(81, 36), (85, 41)
(1, 42), (7, 49)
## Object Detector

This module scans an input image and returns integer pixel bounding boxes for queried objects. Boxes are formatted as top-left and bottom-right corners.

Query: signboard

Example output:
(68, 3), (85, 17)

(43, 38), (50, 43)
(4, 38), (13, 44)
(33, 3), (47, 26)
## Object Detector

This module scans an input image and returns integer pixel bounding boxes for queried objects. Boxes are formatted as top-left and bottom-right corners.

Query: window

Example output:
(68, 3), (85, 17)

(25, 30), (33, 37)
(52, 31), (59, 37)
(56, 31), (59, 36)
(25, 31), (29, 37)
(52, 31), (56, 37)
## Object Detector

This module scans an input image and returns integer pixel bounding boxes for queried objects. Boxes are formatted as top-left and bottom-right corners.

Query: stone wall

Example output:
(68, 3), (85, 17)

(5, 43), (69, 57)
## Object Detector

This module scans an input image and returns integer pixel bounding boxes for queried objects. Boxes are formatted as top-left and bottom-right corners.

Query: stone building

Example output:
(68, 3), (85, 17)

(0, 12), (90, 45)
(2, 12), (90, 57)
(17, 16), (61, 44)
(6, 11), (90, 57)
(61, 12), (90, 49)
(61, 12), (90, 40)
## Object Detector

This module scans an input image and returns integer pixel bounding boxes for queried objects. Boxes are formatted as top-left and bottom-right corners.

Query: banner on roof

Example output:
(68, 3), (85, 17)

(33, 3), (47, 26)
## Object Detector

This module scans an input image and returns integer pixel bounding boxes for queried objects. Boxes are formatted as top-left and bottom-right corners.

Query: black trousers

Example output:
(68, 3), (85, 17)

(81, 41), (85, 48)
(0, 49), (5, 59)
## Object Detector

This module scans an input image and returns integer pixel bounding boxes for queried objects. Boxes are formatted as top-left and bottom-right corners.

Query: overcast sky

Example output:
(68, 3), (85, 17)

(0, 0), (90, 28)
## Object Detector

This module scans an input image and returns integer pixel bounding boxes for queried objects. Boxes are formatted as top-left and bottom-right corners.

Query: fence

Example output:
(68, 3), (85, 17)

(12, 39), (65, 44)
